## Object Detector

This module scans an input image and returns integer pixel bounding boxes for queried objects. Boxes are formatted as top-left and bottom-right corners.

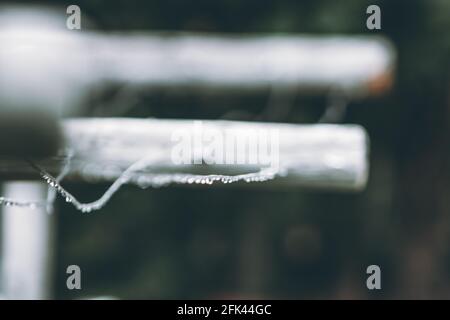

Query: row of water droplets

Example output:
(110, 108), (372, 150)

(0, 197), (45, 209)
(132, 168), (280, 188)
(0, 151), (284, 213)
(0, 150), (73, 210)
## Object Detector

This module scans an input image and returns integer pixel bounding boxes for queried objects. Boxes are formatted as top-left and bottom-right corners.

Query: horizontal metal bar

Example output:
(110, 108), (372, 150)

(0, 118), (369, 191)
(0, 6), (395, 99)
(89, 33), (395, 96)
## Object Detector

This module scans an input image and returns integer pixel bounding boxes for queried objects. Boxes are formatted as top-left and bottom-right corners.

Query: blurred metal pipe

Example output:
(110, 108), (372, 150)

(61, 118), (369, 191)
(0, 7), (396, 117)
(92, 33), (395, 96)
(0, 118), (369, 191)
(1, 181), (52, 299)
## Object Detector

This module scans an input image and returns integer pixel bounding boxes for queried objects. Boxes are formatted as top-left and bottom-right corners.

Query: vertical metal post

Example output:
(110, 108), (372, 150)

(1, 181), (52, 299)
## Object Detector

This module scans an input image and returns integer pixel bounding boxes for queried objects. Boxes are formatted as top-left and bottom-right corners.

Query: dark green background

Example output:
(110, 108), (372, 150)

(24, 0), (450, 299)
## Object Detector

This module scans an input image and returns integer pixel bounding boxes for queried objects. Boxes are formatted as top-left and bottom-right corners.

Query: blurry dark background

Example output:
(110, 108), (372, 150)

(20, 0), (448, 299)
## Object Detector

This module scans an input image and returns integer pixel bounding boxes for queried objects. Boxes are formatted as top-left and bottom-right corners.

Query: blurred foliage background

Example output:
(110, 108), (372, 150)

(20, 0), (449, 299)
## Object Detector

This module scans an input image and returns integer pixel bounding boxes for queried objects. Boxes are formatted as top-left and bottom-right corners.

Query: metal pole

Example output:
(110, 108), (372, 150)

(1, 181), (52, 299)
